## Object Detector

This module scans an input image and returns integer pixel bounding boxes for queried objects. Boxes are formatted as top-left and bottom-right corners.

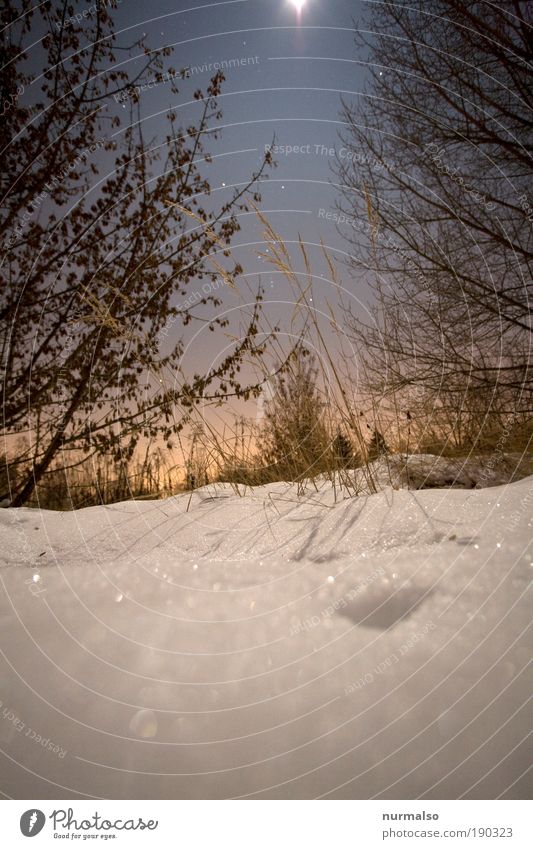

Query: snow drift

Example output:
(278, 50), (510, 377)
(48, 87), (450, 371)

(0, 469), (531, 799)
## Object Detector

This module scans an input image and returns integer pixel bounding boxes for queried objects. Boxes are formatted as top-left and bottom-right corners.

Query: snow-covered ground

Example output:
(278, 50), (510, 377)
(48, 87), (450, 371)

(0, 467), (531, 799)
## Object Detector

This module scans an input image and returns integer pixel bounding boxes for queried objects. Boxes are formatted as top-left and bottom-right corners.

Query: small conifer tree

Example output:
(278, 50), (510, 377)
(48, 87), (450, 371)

(259, 348), (331, 481)
(331, 429), (358, 469)
(368, 429), (389, 461)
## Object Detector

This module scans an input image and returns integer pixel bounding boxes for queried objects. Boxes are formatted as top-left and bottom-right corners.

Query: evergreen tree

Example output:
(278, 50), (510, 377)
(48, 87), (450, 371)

(368, 429), (389, 461)
(259, 348), (330, 481)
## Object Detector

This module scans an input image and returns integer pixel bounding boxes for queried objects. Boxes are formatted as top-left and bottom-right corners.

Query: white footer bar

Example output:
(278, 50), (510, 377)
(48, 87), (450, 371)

(1, 799), (530, 848)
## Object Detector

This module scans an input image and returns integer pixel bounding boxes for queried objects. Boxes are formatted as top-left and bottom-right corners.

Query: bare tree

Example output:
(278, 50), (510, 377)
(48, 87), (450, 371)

(335, 0), (532, 433)
(1, 1), (272, 505)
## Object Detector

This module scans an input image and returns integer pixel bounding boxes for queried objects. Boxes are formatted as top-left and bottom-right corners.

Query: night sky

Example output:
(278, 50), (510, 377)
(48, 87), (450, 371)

(104, 0), (372, 408)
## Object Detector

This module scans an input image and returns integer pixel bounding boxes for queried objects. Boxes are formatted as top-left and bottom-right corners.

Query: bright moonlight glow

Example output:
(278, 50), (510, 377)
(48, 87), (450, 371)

(289, 0), (306, 11)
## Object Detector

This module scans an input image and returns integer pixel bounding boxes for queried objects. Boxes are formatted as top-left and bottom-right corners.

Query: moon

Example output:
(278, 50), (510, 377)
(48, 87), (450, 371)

(289, 0), (306, 11)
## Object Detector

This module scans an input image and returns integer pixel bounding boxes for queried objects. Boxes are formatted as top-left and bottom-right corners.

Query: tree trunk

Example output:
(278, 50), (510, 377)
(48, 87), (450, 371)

(11, 377), (89, 507)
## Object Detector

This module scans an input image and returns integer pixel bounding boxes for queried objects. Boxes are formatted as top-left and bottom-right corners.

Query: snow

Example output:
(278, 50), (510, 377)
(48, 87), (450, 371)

(0, 469), (532, 799)
(351, 452), (533, 493)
